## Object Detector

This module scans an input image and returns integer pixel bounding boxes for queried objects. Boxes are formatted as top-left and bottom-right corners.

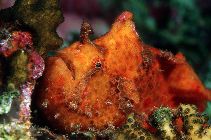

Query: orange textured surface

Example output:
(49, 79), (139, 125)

(35, 11), (211, 133)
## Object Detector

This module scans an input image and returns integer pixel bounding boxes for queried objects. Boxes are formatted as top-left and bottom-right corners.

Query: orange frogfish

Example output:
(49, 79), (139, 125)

(35, 11), (211, 133)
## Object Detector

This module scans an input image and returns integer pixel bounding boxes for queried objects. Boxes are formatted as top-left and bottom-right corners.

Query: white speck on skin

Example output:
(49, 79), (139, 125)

(54, 113), (60, 119)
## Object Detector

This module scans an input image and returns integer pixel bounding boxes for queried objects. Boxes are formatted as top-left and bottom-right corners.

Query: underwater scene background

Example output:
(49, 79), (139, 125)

(0, 0), (211, 139)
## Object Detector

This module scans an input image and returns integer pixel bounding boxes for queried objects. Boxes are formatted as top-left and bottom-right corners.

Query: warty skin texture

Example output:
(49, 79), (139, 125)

(35, 11), (211, 133)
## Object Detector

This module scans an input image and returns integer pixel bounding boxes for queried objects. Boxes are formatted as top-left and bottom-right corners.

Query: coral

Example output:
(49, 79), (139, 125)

(70, 104), (211, 139)
(0, 30), (44, 139)
(0, 89), (19, 114)
(150, 107), (177, 139)
(0, 120), (32, 140)
(0, 30), (44, 114)
(35, 11), (211, 133)
(0, 31), (33, 57)
(148, 104), (211, 139)
(178, 104), (211, 139)
(7, 50), (28, 89)
(0, 0), (60, 138)
(113, 113), (156, 140)
(111, 104), (211, 140)
(0, 0), (64, 55)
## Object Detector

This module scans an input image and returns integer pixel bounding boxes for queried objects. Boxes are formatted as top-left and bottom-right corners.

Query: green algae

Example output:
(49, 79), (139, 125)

(7, 50), (28, 90)
(0, 89), (19, 115)
(0, 121), (32, 140)
(0, 50), (27, 115)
